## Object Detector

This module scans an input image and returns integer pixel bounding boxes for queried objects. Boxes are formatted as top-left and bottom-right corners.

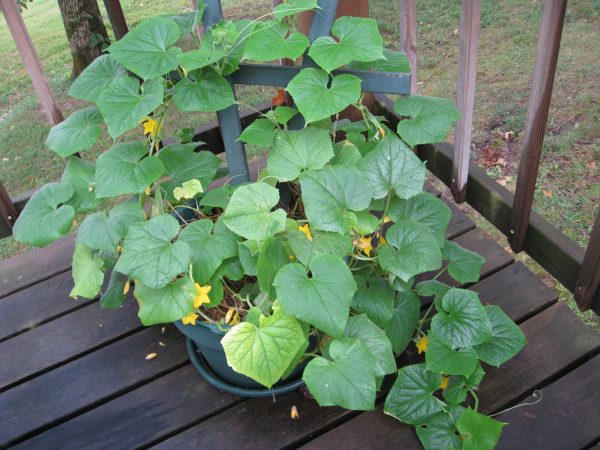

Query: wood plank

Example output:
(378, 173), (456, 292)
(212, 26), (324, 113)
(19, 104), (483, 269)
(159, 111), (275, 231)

(497, 355), (600, 450)
(0, 325), (187, 447)
(445, 200), (475, 239)
(14, 365), (240, 450)
(0, 299), (140, 392)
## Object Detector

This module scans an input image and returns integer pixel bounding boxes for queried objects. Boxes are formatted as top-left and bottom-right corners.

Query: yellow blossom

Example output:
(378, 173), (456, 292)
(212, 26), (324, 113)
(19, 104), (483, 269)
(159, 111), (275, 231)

(298, 224), (313, 241)
(123, 280), (130, 295)
(290, 405), (299, 420)
(194, 283), (212, 308)
(383, 216), (392, 224)
(355, 236), (373, 257)
(379, 127), (386, 138)
(142, 117), (162, 139)
(144, 186), (152, 196)
(378, 235), (387, 246)
(416, 336), (428, 354)
(182, 312), (199, 325)
(440, 376), (449, 391)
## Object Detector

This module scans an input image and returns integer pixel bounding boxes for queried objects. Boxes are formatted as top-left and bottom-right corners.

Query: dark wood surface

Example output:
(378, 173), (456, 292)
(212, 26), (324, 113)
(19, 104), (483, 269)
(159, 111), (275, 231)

(1, 203), (600, 450)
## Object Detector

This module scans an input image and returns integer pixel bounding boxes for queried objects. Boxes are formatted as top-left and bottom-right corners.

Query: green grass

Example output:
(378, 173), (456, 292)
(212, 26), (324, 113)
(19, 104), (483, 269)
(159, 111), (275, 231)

(0, 0), (598, 326)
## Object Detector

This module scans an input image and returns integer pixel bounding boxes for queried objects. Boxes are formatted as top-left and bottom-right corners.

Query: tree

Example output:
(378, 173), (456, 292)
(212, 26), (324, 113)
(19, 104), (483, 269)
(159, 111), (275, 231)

(57, 0), (110, 78)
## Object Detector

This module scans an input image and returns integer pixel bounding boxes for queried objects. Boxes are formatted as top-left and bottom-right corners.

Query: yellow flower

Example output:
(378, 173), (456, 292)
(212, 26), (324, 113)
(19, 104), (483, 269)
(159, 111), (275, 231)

(298, 224), (313, 241)
(225, 307), (239, 325)
(141, 117), (162, 139)
(144, 186), (152, 196)
(194, 283), (212, 308)
(440, 376), (449, 391)
(378, 235), (387, 246)
(355, 236), (373, 257)
(182, 312), (199, 325)
(123, 280), (130, 295)
(379, 127), (386, 138)
(416, 336), (428, 354)
(383, 216), (392, 224)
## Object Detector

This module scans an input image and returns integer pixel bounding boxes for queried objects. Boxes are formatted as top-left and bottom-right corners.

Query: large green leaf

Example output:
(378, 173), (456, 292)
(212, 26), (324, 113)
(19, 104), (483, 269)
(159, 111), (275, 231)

(303, 338), (377, 410)
(431, 288), (492, 349)
(425, 332), (479, 377)
(68, 54), (128, 103)
(221, 308), (308, 388)
(442, 240), (486, 284)
(114, 214), (191, 289)
(61, 157), (99, 212)
(352, 276), (394, 328)
(456, 408), (506, 450)
(384, 363), (443, 425)
(70, 243), (104, 299)
(388, 192), (451, 246)
(385, 291), (420, 354)
(99, 271), (128, 309)
(178, 47), (227, 73)
(394, 95), (461, 146)
(287, 68), (361, 124)
(244, 20), (308, 61)
(348, 49), (411, 73)
(379, 220), (442, 282)
(199, 185), (233, 209)
(286, 229), (352, 267)
(173, 67), (235, 112)
(46, 106), (103, 156)
(77, 212), (121, 254)
(107, 16), (182, 79)
(415, 407), (464, 450)
(267, 128), (334, 181)
(238, 119), (278, 147)
(300, 166), (373, 234)
(221, 182), (286, 241)
(474, 305), (526, 366)
(308, 16), (384, 73)
(179, 219), (238, 284)
(331, 140), (362, 166)
(273, 254), (356, 338)
(135, 277), (196, 325)
(13, 182), (75, 247)
(256, 236), (290, 299)
(273, 0), (317, 20)
(360, 133), (425, 200)
(415, 279), (451, 310)
(97, 77), (164, 138)
(95, 143), (165, 198)
(238, 240), (259, 276)
(345, 314), (395, 376)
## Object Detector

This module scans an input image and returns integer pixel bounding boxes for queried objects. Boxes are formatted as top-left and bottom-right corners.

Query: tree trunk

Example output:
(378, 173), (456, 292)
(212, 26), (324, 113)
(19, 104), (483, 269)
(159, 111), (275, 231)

(57, 0), (110, 78)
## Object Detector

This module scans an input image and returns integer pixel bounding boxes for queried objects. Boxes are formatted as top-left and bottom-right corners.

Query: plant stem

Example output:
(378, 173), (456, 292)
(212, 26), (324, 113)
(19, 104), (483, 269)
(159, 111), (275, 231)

(469, 389), (480, 412)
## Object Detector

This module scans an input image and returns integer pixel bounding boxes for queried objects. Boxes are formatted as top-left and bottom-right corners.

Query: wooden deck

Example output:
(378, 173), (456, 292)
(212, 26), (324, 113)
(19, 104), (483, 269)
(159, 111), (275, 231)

(1, 198), (600, 449)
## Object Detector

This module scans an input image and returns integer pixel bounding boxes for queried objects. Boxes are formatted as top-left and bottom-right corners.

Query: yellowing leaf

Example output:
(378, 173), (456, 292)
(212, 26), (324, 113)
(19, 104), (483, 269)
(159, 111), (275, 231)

(354, 236), (373, 257)
(173, 179), (203, 201)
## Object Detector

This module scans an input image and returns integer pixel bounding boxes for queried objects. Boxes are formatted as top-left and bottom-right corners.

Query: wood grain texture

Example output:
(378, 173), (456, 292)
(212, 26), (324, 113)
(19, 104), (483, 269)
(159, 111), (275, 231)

(444, 200), (476, 239)
(0, 181), (18, 237)
(509, 0), (567, 252)
(399, 0), (417, 93)
(102, 0), (128, 40)
(575, 207), (600, 311)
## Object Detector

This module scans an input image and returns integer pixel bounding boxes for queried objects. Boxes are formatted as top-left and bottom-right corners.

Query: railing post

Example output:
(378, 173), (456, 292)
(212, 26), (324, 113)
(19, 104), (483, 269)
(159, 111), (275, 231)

(0, 0), (64, 125)
(451, 0), (480, 204)
(399, 0), (417, 94)
(103, 0), (128, 41)
(508, 0), (566, 252)
(0, 182), (18, 232)
(575, 208), (600, 311)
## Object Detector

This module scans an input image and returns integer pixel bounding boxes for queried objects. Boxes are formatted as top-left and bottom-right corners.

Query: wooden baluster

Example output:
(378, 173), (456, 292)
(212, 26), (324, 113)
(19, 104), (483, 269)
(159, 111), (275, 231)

(399, 0), (417, 94)
(575, 209), (600, 311)
(103, 0), (128, 40)
(509, 0), (567, 252)
(0, 182), (18, 232)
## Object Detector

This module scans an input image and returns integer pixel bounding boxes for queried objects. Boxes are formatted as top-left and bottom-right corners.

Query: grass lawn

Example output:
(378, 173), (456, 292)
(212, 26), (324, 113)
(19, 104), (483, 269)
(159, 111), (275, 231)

(0, 0), (598, 327)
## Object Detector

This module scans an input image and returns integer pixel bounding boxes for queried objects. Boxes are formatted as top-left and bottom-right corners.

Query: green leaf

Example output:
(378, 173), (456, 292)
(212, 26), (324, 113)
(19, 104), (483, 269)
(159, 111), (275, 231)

(244, 20), (308, 61)
(77, 213), (120, 254)
(303, 338), (377, 410)
(394, 95), (461, 146)
(107, 200), (146, 237)
(388, 192), (451, 246)
(474, 305), (526, 367)
(173, 179), (203, 200)
(178, 47), (227, 73)
(97, 77), (164, 138)
(13, 182), (75, 247)
(135, 277), (196, 325)
(70, 243), (104, 299)
(287, 229), (352, 267)
(256, 236), (290, 299)
(95, 143), (165, 198)
(465, 362), (486, 388)
(179, 219), (238, 284)
(348, 49), (411, 73)
(385, 291), (420, 354)
(200, 185), (233, 209)
(425, 332), (479, 377)
(443, 377), (469, 405)
(114, 214), (191, 289)
(442, 240), (486, 284)
(431, 288), (492, 349)
(173, 67), (235, 112)
(345, 314), (395, 376)
(273, 0), (317, 20)
(46, 106), (103, 156)
(331, 140), (362, 166)
(238, 241), (259, 276)
(273, 254), (356, 338)
(107, 16), (181, 79)
(238, 118), (277, 147)
(379, 220), (442, 282)
(164, 8), (205, 35)
(415, 407), (464, 450)
(221, 182), (287, 241)
(384, 363), (443, 425)
(221, 308), (308, 388)
(308, 16), (384, 73)
(456, 408), (506, 450)
(300, 166), (373, 234)
(61, 157), (99, 212)
(352, 276), (394, 328)
(99, 271), (128, 308)
(415, 280), (451, 310)
(68, 54), (128, 103)
(267, 128), (334, 181)
(270, 106), (298, 125)
(353, 211), (379, 235)
(360, 133), (425, 200)
(287, 68), (361, 124)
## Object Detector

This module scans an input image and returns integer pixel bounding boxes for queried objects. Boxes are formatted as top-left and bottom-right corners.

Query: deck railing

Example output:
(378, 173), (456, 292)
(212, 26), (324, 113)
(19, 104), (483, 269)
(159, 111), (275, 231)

(0, 0), (598, 313)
